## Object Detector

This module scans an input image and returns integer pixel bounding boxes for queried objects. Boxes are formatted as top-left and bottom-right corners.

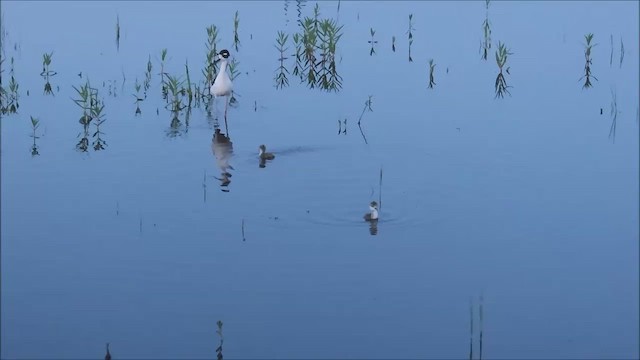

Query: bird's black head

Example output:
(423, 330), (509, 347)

(219, 49), (230, 59)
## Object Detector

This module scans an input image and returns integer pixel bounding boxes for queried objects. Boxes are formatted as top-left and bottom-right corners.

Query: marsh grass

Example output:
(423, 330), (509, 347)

(159, 48), (168, 83)
(480, 0), (491, 61)
(30, 116), (40, 156)
(215, 321), (224, 360)
(580, 33), (597, 89)
(494, 42), (512, 98)
(290, 4), (343, 91)
(1, 56), (19, 114)
(274, 31), (290, 89)
(368, 28), (377, 56)
(203, 24), (219, 89)
(41, 52), (56, 95)
(407, 14), (415, 62)
(233, 11), (240, 52)
(144, 55), (152, 98)
(73, 80), (107, 151)
(428, 59), (436, 89)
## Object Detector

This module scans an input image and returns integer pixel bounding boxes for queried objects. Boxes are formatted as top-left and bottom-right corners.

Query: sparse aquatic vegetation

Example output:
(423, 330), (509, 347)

(274, 31), (290, 89)
(159, 48), (168, 83)
(41, 52), (56, 95)
(1, 56), (19, 114)
(203, 24), (219, 91)
(233, 11), (240, 52)
(407, 14), (415, 62)
(73, 80), (107, 151)
(580, 33), (597, 89)
(143, 55), (152, 97)
(289, 4), (343, 92)
(428, 59), (436, 89)
(494, 41), (512, 98)
(30, 116), (40, 156)
(133, 78), (143, 115)
(368, 28), (377, 56)
(480, 0), (491, 60)
(163, 73), (187, 127)
(337, 118), (347, 135)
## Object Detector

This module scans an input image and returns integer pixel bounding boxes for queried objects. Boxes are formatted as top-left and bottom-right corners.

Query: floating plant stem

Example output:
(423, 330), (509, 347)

(619, 37), (624, 68)
(580, 33), (597, 89)
(609, 87), (618, 142)
(41, 52), (56, 95)
(274, 31), (290, 89)
(469, 298), (474, 360)
(233, 11), (240, 51)
(116, 14), (120, 52)
(494, 41), (512, 98)
(480, 0), (491, 61)
(427, 59), (436, 89)
(407, 14), (415, 62)
(378, 166), (383, 211)
(216, 320), (224, 360)
(479, 295), (484, 360)
(30, 116), (40, 156)
(609, 34), (613, 67)
(368, 28), (377, 56)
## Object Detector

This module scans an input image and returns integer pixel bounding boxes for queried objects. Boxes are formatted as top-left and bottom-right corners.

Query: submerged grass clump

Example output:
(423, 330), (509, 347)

(580, 33), (597, 89)
(494, 41), (512, 98)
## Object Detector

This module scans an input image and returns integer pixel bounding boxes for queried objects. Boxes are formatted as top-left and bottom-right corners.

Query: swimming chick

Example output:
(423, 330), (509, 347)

(259, 144), (275, 160)
(363, 201), (379, 221)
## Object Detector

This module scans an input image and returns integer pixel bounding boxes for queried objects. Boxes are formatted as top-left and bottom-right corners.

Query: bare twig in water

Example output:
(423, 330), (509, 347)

(479, 294), (484, 360)
(378, 167), (383, 210)
(357, 95), (373, 144)
(469, 298), (474, 360)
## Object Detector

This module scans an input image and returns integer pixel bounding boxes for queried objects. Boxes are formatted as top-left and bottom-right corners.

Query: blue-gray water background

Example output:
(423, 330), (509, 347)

(1, 1), (638, 358)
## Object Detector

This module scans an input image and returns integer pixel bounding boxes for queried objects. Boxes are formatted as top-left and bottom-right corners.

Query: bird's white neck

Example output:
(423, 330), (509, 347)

(369, 207), (379, 220)
(217, 60), (228, 79)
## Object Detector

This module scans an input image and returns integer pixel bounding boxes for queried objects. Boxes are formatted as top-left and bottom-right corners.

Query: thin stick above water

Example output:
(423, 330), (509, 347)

(379, 167), (383, 210)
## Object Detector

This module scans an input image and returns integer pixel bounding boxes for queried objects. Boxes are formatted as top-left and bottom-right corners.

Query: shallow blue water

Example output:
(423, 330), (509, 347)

(1, 1), (638, 359)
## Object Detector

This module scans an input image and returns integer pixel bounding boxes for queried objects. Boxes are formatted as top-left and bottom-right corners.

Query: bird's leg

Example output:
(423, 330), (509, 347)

(224, 95), (230, 135)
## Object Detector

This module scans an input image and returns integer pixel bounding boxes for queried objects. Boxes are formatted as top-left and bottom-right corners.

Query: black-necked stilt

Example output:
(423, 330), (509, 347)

(210, 49), (233, 121)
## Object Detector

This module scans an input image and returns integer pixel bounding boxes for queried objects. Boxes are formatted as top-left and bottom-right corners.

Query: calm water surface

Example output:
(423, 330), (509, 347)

(1, 1), (638, 359)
